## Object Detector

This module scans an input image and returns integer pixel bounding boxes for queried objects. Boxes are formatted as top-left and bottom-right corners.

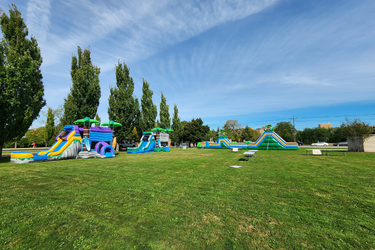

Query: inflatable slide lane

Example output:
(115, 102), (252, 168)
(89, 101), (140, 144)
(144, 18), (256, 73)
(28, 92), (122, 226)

(11, 125), (82, 164)
(127, 132), (156, 154)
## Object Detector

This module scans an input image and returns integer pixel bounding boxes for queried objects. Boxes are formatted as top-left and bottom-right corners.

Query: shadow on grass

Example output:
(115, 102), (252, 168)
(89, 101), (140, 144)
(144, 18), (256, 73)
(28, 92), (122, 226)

(0, 156), (10, 163)
(238, 158), (249, 161)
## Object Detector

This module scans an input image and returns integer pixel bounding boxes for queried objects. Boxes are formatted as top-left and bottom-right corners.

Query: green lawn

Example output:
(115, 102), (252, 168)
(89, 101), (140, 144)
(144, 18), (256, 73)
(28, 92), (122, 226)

(0, 148), (374, 249)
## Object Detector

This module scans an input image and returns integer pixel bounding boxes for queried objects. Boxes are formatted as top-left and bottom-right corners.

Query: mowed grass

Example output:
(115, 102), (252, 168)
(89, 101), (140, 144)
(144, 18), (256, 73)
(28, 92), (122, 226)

(0, 148), (374, 249)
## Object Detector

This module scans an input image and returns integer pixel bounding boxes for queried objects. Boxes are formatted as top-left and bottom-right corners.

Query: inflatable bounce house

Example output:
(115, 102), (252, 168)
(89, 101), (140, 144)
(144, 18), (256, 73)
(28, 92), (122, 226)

(127, 127), (172, 154)
(11, 117), (121, 164)
(198, 124), (299, 150)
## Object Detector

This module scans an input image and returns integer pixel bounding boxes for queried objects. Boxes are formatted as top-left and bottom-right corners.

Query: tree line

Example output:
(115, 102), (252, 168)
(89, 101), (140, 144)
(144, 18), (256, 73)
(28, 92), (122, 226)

(0, 5), (373, 155)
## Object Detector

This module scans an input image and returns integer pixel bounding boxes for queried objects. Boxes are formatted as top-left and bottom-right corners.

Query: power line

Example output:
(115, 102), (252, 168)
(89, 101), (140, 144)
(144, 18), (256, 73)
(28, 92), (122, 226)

(205, 113), (375, 128)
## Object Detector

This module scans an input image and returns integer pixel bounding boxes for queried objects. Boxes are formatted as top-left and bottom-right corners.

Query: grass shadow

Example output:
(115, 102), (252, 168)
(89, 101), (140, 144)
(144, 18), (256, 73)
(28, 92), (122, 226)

(0, 156), (10, 163)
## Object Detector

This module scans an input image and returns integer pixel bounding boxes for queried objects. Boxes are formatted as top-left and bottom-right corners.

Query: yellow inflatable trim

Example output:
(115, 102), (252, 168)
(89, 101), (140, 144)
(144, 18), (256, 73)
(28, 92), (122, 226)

(11, 152), (34, 159)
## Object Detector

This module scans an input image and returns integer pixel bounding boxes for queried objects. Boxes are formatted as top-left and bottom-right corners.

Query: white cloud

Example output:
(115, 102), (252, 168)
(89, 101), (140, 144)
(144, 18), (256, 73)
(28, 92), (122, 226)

(31, 0), (279, 67)
(26, 0), (51, 43)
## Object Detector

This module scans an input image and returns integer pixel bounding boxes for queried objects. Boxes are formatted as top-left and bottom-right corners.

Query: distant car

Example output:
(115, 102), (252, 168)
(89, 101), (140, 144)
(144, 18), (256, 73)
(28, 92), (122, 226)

(311, 142), (329, 147)
(297, 141), (303, 146)
(180, 143), (189, 147)
(118, 140), (137, 150)
(337, 142), (348, 146)
(171, 142), (180, 146)
(333, 142), (338, 146)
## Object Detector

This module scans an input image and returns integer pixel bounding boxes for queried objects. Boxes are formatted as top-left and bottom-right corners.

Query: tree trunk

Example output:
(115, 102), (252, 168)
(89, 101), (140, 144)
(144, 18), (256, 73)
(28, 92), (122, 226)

(82, 124), (90, 151)
(0, 142), (3, 158)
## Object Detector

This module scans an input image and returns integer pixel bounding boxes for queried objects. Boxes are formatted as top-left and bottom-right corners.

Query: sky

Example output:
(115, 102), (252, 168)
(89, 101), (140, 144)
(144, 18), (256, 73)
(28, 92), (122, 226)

(1, 0), (375, 131)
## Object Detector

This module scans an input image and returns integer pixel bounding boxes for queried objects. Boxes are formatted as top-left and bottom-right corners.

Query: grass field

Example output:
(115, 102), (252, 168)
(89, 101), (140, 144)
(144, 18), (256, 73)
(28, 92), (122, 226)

(1, 148), (374, 249)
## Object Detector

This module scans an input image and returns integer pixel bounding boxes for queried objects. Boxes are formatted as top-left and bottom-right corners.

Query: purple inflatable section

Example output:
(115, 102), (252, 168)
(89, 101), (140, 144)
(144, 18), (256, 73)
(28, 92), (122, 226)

(55, 125), (80, 141)
(90, 126), (112, 133)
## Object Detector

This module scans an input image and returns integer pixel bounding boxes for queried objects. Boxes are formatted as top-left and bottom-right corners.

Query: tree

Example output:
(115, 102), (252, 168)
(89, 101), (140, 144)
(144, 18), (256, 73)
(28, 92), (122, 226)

(95, 113), (101, 125)
(222, 120), (243, 141)
(41, 105), (64, 140)
(126, 127), (139, 141)
(0, 4), (46, 157)
(315, 127), (330, 142)
(342, 118), (373, 151)
(329, 126), (347, 143)
(108, 61), (140, 141)
(171, 104), (183, 142)
(26, 127), (45, 147)
(61, 46), (101, 125)
(139, 79), (157, 132)
(44, 108), (55, 147)
(183, 118), (209, 145)
(300, 127), (330, 144)
(274, 122), (295, 142)
(159, 92), (170, 129)
(205, 129), (218, 142)
(241, 126), (260, 142)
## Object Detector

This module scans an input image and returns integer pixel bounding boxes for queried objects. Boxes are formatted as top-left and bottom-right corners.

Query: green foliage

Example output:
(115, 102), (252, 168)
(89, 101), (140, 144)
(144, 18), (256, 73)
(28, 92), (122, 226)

(182, 118), (210, 144)
(274, 122), (295, 142)
(108, 61), (140, 141)
(328, 126), (347, 143)
(222, 120), (243, 141)
(140, 79), (157, 132)
(159, 92), (170, 129)
(0, 4), (45, 156)
(126, 127), (140, 141)
(241, 125), (261, 141)
(61, 46), (101, 125)
(44, 108), (55, 145)
(300, 127), (331, 144)
(171, 104), (183, 142)
(26, 127), (45, 147)
(205, 129), (218, 141)
(94, 113), (101, 124)
(342, 118), (372, 151)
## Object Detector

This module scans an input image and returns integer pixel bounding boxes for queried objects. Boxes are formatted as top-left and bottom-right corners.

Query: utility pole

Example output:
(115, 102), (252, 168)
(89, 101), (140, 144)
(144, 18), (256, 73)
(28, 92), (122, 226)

(290, 116), (298, 142)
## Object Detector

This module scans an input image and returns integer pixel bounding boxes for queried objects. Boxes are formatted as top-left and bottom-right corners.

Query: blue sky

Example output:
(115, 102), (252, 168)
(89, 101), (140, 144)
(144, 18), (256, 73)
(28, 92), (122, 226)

(1, 0), (375, 131)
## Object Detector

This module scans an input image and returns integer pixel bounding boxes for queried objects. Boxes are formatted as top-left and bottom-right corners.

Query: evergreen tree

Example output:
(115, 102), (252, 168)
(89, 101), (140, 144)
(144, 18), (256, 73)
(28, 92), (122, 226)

(108, 61), (140, 141)
(95, 113), (101, 125)
(159, 92), (170, 129)
(140, 78), (157, 132)
(61, 46), (101, 125)
(44, 108), (55, 146)
(0, 4), (46, 156)
(171, 104), (183, 142)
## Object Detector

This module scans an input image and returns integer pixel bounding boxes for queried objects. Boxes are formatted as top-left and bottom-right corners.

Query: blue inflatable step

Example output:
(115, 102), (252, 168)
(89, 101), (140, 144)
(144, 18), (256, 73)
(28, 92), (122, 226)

(33, 154), (48, 161)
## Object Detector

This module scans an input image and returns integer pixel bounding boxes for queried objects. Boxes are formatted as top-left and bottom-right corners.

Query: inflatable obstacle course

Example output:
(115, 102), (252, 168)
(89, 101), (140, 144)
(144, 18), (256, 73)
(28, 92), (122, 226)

(197, 124), (299, 150)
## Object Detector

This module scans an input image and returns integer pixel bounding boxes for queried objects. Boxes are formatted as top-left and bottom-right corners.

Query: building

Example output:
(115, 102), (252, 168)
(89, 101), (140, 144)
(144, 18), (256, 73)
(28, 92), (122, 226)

(318, 123), (332, 129)
(255, 126), (266, 134)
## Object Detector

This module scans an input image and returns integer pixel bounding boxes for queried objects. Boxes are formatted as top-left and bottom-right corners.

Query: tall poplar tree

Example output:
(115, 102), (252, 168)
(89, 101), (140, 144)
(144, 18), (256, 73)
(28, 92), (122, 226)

(159, 92), (170, 129)
(95, 113), (101, 125)
(108, 61), (140, 141)
(171, 104), (183, 142)
(44, 107), (55, 146)
(61, 46), (101, 125)
(0, 4), (45, 156)
(140, 78), (157, 132)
